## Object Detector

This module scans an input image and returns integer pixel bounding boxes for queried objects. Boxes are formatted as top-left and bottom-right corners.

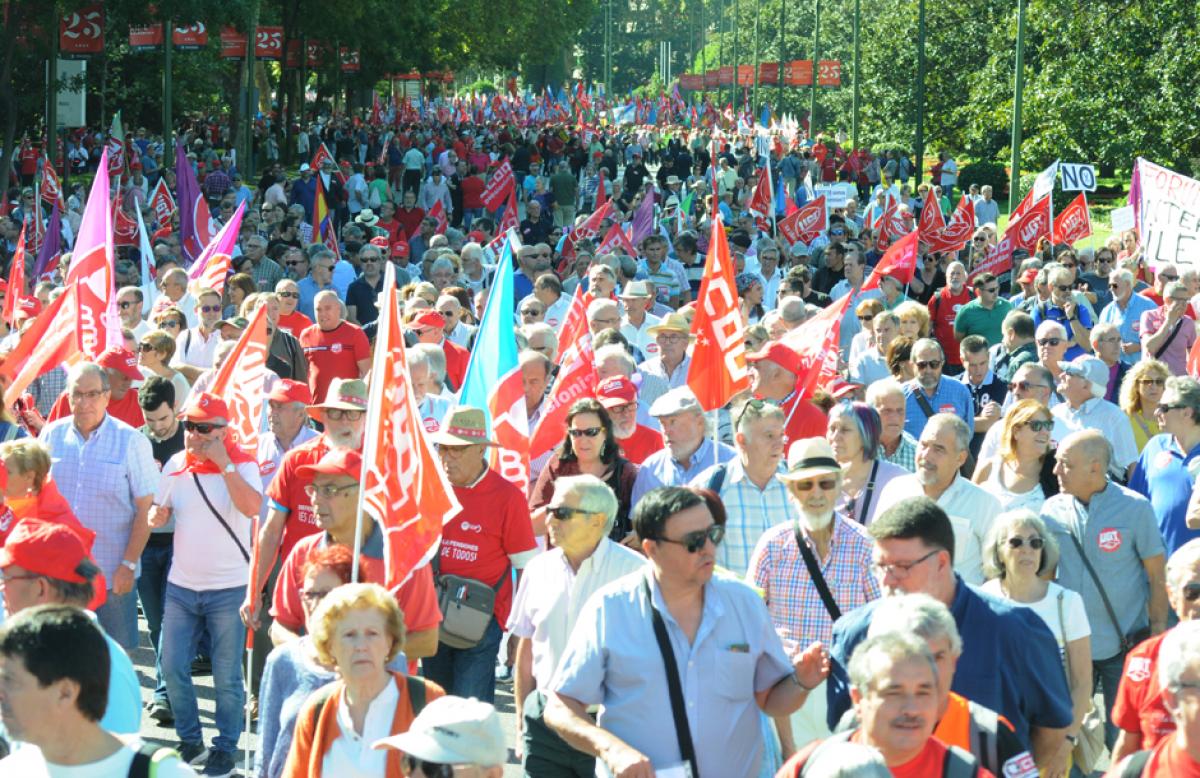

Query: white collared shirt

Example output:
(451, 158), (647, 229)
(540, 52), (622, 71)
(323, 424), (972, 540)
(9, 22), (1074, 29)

(1052, 396), (1139, 476)
(324, 679), (398, 778)
(507, 539), (646, 693)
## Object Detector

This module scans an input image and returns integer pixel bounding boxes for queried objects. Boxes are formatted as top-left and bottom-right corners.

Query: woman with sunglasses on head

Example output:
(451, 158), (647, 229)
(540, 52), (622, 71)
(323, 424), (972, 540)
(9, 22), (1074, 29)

(972, 400), (1059, 513)
(138, 329), (192, 408)
(981, 509), (1092, 768)
(826, 403), (907, 526)
(529, 398), (639, 544)
(1120, 359), (1171, 453)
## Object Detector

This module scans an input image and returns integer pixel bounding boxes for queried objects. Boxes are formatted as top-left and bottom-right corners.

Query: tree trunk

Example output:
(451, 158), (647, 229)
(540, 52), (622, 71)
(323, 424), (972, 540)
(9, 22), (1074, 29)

(0, 20), (18, 193)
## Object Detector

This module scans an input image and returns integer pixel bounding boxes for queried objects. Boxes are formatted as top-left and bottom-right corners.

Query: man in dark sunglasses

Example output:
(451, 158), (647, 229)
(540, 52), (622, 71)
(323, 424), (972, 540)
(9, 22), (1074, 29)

(547, 486), (826, 778)
(377, 695), (507, 777)
(1035, 265), (1093, 360)
(172, 289), (224, 385)
(1129, 377), (1200, 561)
(903, 338), (974, 441)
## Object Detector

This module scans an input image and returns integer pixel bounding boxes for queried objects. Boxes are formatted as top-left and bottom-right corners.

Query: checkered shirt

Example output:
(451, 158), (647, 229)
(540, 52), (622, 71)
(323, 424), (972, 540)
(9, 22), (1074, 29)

(691, 458), (791, 577)
(881, 431), (918, 472)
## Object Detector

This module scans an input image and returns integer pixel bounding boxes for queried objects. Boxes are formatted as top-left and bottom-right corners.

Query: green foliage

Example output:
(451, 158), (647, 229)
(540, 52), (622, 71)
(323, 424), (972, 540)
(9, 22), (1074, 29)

(959, 161), (1009, 199)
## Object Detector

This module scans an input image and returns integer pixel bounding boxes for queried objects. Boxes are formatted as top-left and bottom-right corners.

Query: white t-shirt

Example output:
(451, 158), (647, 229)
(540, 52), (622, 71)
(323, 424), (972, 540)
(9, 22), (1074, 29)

(0, 738), (196, 776)
(156, 453), (262, 591)
(980, 580), (1091, 658)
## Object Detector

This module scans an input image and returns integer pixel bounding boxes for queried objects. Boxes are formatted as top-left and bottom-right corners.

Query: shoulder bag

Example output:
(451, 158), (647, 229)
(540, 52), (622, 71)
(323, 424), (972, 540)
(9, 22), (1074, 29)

(1058, 587), (1106, 774)
(793, 520), (841, 622)
(643, 578), (700, 778)
(431, 554), (510, 650)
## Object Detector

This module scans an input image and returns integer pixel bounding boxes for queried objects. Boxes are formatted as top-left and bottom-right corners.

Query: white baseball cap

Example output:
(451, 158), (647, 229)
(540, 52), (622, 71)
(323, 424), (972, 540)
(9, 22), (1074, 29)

(374, 696), (505, 766)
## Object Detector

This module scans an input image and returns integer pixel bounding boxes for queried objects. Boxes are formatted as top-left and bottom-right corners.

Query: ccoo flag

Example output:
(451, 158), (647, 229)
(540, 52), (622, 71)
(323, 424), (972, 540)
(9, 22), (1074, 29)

(687, 214), (750, 410)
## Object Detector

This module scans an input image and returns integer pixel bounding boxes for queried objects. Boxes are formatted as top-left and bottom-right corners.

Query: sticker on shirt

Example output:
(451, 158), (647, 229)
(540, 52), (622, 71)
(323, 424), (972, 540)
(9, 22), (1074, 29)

(1001, 752), (1038, 778)
(644, 342), (660, 355)
(331, 342), (343, 354)
(259, 459), (278, 478)
(1098, 528), (1122, 552)
(938, 404), (956, 414)
(422, 416), (440, 433)
(1125, 655), (1152, 683)
(1155, 451), (1176, 471)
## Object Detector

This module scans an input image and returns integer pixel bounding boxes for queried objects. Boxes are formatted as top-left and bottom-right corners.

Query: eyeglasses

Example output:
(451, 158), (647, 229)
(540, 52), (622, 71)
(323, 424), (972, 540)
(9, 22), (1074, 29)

(520, 308), (542, 316)
(304, 482), (359, 499)
(138, 342), (157, 352)
(199, 305), (222, 314)
(1037, 338), (1063, 347)
(324, 408), (365, 421)
(859, 315), (874, 323)
(569, 427), (603, 438)
(118, 300), (138, 309)
(70, 389), (106, 402)
(285, 260), (306, 267)
(158, 319), (182, 328)
(548, 506), (593, 521)
(871, 548), (939, 578)
(1109, 283), (1121, 290)
(362, 257), (381, 264)
(278, 291), (299, 299)
(1022, 419), (1054, 432)
(1156, 403), (1187, 415)
(184, 421), (226, 434)
(791, 478), (838, 492)
(981, 287), (999, 295)
(300, 588), (334, 605)
(1182, 582), (1200, 602)
(973, 237), (987, 243)
(1138, 378), (1167, 387)
(915, 359), (943, 371)
(401, 755), (454, 778)
(1054, 284), (1071, 293)
(1006, 536), (1045, 550)
(658, 524), (725, 553)
(1160, 274), (1180, 281)
(0, 573), (41, 585)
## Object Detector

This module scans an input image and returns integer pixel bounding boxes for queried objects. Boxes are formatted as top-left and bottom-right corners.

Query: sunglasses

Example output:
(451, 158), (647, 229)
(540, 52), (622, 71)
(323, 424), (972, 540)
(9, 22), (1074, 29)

(1008, 380), (1047, 392)
(138, 342), (157, 352)
(548, 506), (592, 521)
(1037, 338), (1063, 347)
(1022, 420), (1054, 432)
(1157, 403), (1187, 415)
(325, 408), (365, 421)
(199, 305), (222, 314)
(119, 300), (138, 309)
(981, 287), (999, 295)
(1183, 582), (1200, 602)
(402, 755), (454, 778)
(1139, 378), (1166, 387)
(285, 260), (306, 266)
(1007, 536), (1045, 550)
(184, 421), (225, 434)
(278, 291), (299, 299)
(792, 478), (838, 492)
(859, 315), (874, 323)
(569, 427), (603, 438)
(659, 524), (725, 553)
(915, 359), (943, 371)
(1109, 283), (1121, 289)
(158, 319), (181, 328)
(1054, 285), (1071, 293)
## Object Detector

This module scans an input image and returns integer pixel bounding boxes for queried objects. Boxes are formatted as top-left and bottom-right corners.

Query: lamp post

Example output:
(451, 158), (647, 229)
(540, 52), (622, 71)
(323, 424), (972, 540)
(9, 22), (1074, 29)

(914, 0), (926, 183)
(808, 0), (820, 135)
(851, 0), (860, 149)
(1008, 0), (1027, 212)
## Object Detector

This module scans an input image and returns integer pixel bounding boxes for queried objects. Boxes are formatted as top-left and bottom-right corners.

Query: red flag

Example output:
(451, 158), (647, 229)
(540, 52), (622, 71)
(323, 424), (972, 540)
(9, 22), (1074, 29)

(499, 188), (519, 234)
(923, 196), (976, 254)
(746, 168), (774, 232)
(781, 295), (852, 402)
(67, 148), (118, 358)
(309, 143), (347, 185)
(362, 263), (462, 591)
(687, 215), (750, 410)
(1052, 193), (1092, 245)
(596, 222), (638, 257)
(877, 202), (909, 244)
(917, 194), (946, 239)
(3, 285), (81, 400)
(149, 178), (176, 230)
(1188, 329), (1200, 379)
(1006, 195), (1052, 254)
(778, 195), (827, 247)
(481, 159), (515, 212)
(863, 230), (920, 290)
(529, 286), (596, 458)
(428, 200), (448, 235)
(206, 304), (271, 455)
(967, 235), (1016, 284)
(1008, 186), (1037, 227)
(596, 168), (607, 208)
(558, 201), (613, 266)
(113, 206), (139, 247)
(39, 157), (65, 209)
(2, 227), (26, 325)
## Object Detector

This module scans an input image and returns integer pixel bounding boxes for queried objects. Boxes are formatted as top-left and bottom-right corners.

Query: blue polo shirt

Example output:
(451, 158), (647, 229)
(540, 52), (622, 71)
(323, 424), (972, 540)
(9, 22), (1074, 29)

(902, 378), (975, 439)
(1099, 293), (1158, 365)
(826, 577), (1073, 747)
(1032, 301), (1093, 360)
(1130, 433), (1200, 556)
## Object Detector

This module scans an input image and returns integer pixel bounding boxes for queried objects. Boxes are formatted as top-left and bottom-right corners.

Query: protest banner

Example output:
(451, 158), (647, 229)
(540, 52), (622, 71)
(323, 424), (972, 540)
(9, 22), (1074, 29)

(1132, 158), (1200, 267)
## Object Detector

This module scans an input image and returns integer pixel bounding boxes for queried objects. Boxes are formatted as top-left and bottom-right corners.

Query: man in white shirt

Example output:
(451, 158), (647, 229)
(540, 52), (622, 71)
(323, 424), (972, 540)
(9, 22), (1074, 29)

(507, 475), (645, 776)
(875, 413), (1001, 585)
(1052, 355), (1139, 481)
(618, 280), (662, 358)
(116, 286), (152, 340)
(171, 288), (224, 384)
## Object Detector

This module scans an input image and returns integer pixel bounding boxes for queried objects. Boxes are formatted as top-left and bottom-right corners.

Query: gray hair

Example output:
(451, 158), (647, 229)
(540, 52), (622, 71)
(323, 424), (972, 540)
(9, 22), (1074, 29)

(594, 344), (636, 375)
(586, 298), (619, 322)
(866, 377), (906, 406)
(848, 632), (937, 696)
(927, 413), (971, 454)
(1035, 319), (1068, 341)
(553, 474), (620, 534)
(518, 348), (552, 378)
(1165, 376), (1200, 424)
(911, 337), (943, 359)
(1158, 620), (1200, 692)
(1109, 268), (1134, 287)
(1167, 538), (1200, 592)
(1165, 281), (1187, 299)
(67, 362), (109, 392)
(778, 296), (808, 325)
(867, 592), (963, 657)
(408, 343), (446, 386)
(1090, 322), (1120, 348)
(982, 509), (1060, 580)
(460, 243), (483, 263)
(521, 323), (559, 361)
(429, 257), (456, 276)
(117, 285), (144, 302)
(755, 237), (780, 257)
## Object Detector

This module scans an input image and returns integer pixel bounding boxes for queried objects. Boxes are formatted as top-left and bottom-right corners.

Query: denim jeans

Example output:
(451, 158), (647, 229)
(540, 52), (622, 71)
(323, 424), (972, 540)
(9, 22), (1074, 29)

(137, 542), (173, 704)
(162, 583), (247, 752)
(97, 588), (139, 652)
(1095, 650), (1127, 749)
(422, 618), (503, 703)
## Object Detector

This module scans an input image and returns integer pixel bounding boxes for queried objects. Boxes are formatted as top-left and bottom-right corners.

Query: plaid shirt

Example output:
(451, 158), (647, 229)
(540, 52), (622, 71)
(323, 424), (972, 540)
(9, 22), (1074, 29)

(690, 458), (791, 576)
(748, 514), (881, 647)
(881, 431), (918, 472)
(248, 256), (286, 292)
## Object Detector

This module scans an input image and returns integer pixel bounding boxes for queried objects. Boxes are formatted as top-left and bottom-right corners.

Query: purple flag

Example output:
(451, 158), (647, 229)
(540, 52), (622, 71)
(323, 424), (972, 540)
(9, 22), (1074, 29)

(32, 204), (62, 281)
(630, 185), (657, 246)
(175, 144), (216, 264)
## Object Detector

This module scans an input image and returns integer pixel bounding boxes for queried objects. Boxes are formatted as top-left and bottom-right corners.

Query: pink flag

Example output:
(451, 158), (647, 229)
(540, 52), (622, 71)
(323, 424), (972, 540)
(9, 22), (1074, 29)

(66, 147), (120, 358)
(187, 201), (246, 296)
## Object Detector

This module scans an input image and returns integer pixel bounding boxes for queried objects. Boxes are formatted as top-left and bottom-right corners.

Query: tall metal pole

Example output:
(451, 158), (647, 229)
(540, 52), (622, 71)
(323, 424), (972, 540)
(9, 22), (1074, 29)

(809, 0), (820, 136)
(732, 0), (739, 111)
(244, 2), (258, 178)
(605, 0), (612, 97)
(777, 0), (785, 114)
(752, 0), (761, 114)
(851, 0), (860, 149)
(718, 0), (725, 106)
(1008, 0), (1027, 212)
(163, 20), (174, 164)
(914, 0), (927, 183)
(45, 9), (58, 161)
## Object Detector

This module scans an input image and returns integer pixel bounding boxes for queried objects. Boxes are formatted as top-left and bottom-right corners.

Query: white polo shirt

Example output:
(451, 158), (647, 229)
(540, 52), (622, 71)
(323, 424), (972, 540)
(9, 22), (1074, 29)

(1052, 396), (1139, 477)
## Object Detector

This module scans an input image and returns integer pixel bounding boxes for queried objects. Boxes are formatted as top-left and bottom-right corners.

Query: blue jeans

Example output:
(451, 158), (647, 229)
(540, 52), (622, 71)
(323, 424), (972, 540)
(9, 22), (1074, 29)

(97, 588), (138, 652)
(422, 618), (503, 703)
(162, 583), (246, 752)
(138, 542), (173, 704)
(1095, 650), (1126, 749)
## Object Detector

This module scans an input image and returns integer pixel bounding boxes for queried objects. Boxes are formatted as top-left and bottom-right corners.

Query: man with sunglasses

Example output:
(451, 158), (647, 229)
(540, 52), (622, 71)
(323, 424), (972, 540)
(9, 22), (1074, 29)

(116, 286), (151, 339)
(150, 391), (263, 774)
(902, 338), (974, 440)
(274, 277), (313, 337)
(507, 475), (645, 775)
(1052, 355), (1139, 482)
(168, 287), (223, 385)
(1140, 280), (1197, 377)
(1109, 540), (1200, 763)
(1130, 376), (1200, 557)
(1032, 265), (1093, 360)
(345, 242), (387, 326)
(548, 486), (827, 778)
(954, 272), (1012, 346)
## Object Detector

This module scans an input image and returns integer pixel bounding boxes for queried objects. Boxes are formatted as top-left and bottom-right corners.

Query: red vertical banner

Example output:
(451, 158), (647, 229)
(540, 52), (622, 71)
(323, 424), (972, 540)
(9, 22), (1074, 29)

(129, 25), (163, 50)
(60, 4), (105, 56)
(758, 62), (779, 85)
(817, 60), (842, 86)
(687, 216), (751, 411)
(253, 26), (282, 59)
(220, 27), (246, 59)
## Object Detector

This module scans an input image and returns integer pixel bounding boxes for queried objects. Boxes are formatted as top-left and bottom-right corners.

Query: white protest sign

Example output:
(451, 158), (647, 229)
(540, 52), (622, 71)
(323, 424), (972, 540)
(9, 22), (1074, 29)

(1060, 163), (1097, 192)
(814, 184), (847, 209)
(1134, 158), (1200, 267)
(1110, 205), (1134, 233)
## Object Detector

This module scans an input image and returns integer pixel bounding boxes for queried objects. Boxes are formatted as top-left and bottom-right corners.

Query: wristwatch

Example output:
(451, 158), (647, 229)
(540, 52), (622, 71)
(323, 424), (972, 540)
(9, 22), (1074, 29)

(223, 462), (236, 475)
(120, 560), (137, 572)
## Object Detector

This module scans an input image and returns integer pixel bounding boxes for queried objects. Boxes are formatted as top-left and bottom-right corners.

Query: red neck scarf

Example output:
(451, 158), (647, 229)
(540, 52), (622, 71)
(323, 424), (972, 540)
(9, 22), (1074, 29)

(170, 437), (256, 476)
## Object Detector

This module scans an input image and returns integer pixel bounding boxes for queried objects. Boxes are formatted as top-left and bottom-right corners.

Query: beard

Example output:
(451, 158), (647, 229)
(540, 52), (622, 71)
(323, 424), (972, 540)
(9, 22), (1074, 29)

(799, 507), (835, 531)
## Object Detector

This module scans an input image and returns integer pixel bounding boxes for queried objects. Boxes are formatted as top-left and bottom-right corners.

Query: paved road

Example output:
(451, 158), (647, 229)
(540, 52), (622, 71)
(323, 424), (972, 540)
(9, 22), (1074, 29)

(131, 615), (525, 776)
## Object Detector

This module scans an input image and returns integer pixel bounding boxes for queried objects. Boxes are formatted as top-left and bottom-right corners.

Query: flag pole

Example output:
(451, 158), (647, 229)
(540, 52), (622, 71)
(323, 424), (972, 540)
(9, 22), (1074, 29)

(243, 640), (254, 777)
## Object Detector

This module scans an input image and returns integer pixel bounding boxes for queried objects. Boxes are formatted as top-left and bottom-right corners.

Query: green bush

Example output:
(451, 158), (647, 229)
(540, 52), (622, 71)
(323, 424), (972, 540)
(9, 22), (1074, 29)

(1017, 171), (1074, 212)
(959, 161), (1009, 199)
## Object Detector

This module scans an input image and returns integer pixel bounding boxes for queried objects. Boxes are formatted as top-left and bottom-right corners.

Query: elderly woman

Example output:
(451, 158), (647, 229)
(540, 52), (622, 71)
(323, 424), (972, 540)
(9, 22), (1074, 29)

(848, 298), (885, 366)
(1120, 359), (1170, 452)
(138, 328), (191, 407)
(0, 438), (84, 541)
(826, 402), (907, 525)
(282, 582), (444, 778)
(972, 399), (1059, 512)
(529, 398), (639, 544)
(224, 273), (257, 318)
(894, 300), (930, 340)
(981, 510), (1092, 769)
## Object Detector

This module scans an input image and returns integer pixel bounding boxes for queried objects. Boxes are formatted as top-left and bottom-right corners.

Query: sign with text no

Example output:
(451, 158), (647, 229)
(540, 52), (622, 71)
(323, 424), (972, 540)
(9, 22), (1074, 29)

(1060, 163), (1097, 192)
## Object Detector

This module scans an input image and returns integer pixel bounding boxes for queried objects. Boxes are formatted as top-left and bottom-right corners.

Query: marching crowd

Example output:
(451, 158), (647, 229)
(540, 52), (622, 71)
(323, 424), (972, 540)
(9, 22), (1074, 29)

(0, 116), (1196, 778)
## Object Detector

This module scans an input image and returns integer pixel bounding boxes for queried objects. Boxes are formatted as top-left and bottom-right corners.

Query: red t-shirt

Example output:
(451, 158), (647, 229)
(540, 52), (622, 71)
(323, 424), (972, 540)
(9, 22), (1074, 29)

(442, 338), (470, 391)
(48, 391), (144, 428)
(1112, 631), (1175, 750)
(461, 176), (485, 210)
(270, 530), (440, 635)
(299, 321), (370, 403)
(1129, 735), (1200, 778)
(781, 394), (828, 451)
(439, 469), (537, 627)
(616, 424), (665, 464)
(277, 310), (313, 339)
(929, 287), (974, 366)
(265, 435), (332, 565)
(376, 218), (403, 246)
(396, 206), (426, 240)
(780, 733), (993, 778)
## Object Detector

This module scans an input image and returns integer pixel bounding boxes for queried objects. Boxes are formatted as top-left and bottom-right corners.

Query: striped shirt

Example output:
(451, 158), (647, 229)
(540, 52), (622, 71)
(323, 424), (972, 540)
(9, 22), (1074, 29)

(690, 459), (791, 577)
(748, 514), (881, 648)
(40, 414), (158, 579)
(880, 431), (918, 472)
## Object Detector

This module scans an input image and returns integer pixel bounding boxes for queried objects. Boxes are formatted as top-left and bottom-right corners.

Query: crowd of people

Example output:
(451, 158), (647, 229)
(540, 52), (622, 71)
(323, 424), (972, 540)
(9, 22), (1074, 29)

(0, 114), (1194, 778)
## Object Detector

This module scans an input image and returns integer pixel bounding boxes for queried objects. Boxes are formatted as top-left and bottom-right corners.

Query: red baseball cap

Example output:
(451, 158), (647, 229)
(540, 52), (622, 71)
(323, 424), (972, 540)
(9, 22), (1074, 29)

(369, 236), (389, 249)
(267, 379), (313, 405)
(16, 296), (41, 318)
(0, 519), (90, 582)
(297, 448), (363, 481)
(391, 240), (410, 258)
(97, 347), (142, 381)
(746, 341), (803, 376)
(411, 310), (446, 331)
(595, 375), (637, 409)
(826, 378), (863, 400)
(467, 230), (487, 244)
(1019, 268), (1039, 284)
(178, 391), (230, 424)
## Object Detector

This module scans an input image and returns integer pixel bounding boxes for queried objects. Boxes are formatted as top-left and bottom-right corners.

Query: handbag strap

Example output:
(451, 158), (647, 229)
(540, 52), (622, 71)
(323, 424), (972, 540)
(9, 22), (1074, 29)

(1057, 589), (1072, 680)
(793, 520), (842, 622)
(642, 578), (700, 778)
(1065, 526), (1130, 653)
(913, 389), (937, 419)
(1153, 318), (1183, 359)
(191, 473), (250, 563)
(852, 460), (880, 525)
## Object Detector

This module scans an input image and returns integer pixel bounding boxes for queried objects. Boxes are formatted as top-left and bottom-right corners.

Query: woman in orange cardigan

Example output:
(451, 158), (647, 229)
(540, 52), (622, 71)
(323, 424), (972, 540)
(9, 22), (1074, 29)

(1, 439), (93, 545)
(282, 582), (444, 778)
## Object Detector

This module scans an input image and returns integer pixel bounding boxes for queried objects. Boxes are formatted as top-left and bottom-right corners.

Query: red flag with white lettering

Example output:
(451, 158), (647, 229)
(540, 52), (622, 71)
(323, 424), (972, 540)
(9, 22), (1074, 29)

(40, 157), (65, 210)
(862, 230), (920, 290)
(917, 194), (946, 240)
(777, 195), (827, 247)
(968, 235), (1016, 284)
(499, 188), (519, 235)
(781, 295), (851, 402)
(529, 286), (593, 459)
(113, 205), (139, 247)
(481, 159), (515, 212)
(1052, 193), (1092, 245)
(206, 304), (271, 455)
(746, 168), (774, 232)
(149, 178), (176, 230)
(428, 200), (448, 235)
(2, 226), (26, 325)
(687, 215), (751, 411)
(1006, 194), (1052, 254)
(3, 285), (81, 401)
(923, 196), (975, 254)
(66, 148), (119, 358)
(596, 222), (639, 257)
